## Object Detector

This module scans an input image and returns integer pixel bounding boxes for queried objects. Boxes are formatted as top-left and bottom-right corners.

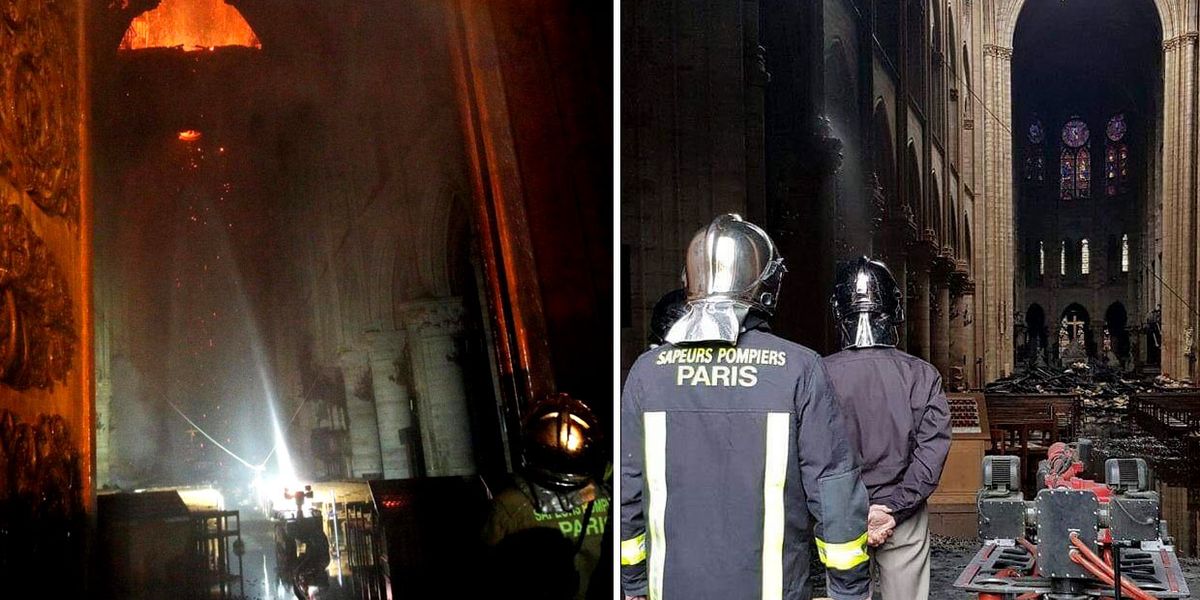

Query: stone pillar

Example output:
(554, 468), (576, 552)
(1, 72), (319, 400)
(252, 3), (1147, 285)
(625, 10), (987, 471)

(882, 220), (915, 351)
(400, 298), (477, 477)
(1162, 33), (1199, 380)
(982, 43), (1016, 380)
(894, 262), (909, 351)
(338, 350), (383, 479)
(950, 274), (975, 387)
(95, 378), (112, 488)
(363, 331), (416, 479)
(930, 266), (952, 377)
(908, 261), (932, 361)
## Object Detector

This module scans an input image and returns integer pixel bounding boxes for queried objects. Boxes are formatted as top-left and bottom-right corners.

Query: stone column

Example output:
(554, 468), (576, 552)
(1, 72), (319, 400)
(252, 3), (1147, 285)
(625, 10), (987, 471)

(930, 264), (952, 377)
(95, 378), (112, 488)
(908, 260), (932, 362)
(1162, 33), (1199, 380)
(982, 43), (1016, 380)
(363, 331), (416, 479)
(894, 262), (909, 351)
(400, 298), (477, 477)
(950, 273), (975, 387)
(337, 350), (383, 479)
(882, 219), (916, 351)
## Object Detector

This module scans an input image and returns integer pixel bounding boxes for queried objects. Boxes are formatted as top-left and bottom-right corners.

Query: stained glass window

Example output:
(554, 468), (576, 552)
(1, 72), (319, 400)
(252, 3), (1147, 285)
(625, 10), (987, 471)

(1106, 146), (1118, 196)
(1060, 118), (1091, 199)
(1121, 234), (1129, 273)
(1081, 239), (1090, 275)
(1106, 114), (1127, 142)
(1060, 241), (1066, 276)
(1025, 119), (1045, 182)
(1105, 114), (1129, 196)
(1039, 241), (1045, 275)
(1076, 148), (1090, 197)
(1063, 119), (1089, 148)
(1061, 148), (1076, 200)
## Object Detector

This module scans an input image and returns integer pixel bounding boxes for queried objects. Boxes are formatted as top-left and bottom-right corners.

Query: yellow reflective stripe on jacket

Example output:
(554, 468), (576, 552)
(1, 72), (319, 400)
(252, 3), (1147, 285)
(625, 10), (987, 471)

(761, 412), (790, 600)
(621, 533), (647, 566)
(815, 532), (869, 570)
(644, 412), (668, 600)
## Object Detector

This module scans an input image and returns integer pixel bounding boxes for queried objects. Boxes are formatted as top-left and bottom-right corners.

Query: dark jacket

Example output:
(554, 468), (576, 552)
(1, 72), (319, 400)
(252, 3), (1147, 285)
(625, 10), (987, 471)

(481, 476), (609, 600)
(821, 347), (952, 525)
(621, 325), (870, 600)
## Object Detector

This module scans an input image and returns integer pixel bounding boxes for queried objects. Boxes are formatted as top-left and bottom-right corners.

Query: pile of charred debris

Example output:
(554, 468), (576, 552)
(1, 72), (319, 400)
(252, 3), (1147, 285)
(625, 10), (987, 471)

(985, 361), (1195, 410)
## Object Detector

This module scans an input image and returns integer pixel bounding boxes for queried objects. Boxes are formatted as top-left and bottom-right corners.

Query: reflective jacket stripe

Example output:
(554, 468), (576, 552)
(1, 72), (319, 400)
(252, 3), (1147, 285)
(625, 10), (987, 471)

(621, 533), (647, 566)
(762, 412), (790, 600)
(645, 411), (668, 600)
(815, 532), (870, 570)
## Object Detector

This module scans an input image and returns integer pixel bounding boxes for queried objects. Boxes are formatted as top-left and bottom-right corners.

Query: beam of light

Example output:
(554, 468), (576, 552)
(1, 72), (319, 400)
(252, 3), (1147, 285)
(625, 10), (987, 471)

(254, 393), (309, 469)
(263, 555), (269, 600)
(330, 492), (343, 585)
(167, 399), (261, 471)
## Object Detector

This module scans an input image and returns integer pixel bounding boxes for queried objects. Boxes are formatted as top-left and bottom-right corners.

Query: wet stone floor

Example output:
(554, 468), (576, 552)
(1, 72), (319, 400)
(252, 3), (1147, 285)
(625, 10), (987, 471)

(236, 517), (355, 600)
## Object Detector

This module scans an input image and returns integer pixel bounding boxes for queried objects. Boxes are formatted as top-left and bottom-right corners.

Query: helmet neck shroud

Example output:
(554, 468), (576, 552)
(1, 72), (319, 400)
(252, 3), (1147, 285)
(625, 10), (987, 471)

(831, 256), (904, 350)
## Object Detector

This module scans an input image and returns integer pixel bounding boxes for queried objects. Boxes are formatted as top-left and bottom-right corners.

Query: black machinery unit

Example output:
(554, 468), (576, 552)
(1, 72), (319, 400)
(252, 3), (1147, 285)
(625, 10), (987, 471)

(955, 442), (1190, 599)
(363, 476), (490, 599)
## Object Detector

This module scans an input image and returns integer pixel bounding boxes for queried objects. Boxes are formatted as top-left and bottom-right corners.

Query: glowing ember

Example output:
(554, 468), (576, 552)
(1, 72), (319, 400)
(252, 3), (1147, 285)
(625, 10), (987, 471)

(178, 129), (203, 142)
(119, 0), (262, 51)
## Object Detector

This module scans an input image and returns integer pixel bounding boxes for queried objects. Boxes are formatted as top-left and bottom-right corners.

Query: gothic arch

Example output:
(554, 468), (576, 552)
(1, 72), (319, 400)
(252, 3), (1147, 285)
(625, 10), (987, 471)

(1060, 302), (1094, 357)
(963, 214), (973, 272)
(930, 170), (943, 242)
(1026, 302), (1048, 354)
(871, 99), (898, 208)
(997, 0), (1175, 49)
(1105, 301), (1130, 357)
(390, 184), (472, 314)
(905, 141), (923, 230)
(949, 196), (960, 255)
(931, 2), (946, 138)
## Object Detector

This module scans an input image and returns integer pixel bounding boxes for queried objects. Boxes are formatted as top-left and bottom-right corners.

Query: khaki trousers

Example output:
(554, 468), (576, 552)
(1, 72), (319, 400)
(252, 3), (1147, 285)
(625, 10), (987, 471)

(869, 504), (930, 600)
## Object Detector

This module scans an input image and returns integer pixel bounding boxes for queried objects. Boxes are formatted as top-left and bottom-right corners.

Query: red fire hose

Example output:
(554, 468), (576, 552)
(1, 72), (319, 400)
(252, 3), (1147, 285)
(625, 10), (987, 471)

(1068, 533), (1157, 600)
(1018, 537), (1040, 576)
(1069, 551), (1156, 600)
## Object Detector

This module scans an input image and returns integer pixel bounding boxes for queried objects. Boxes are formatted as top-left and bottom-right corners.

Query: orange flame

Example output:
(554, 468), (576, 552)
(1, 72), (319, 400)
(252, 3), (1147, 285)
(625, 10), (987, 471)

(120, 0), (262, 51)
(178, 130), (203, 142)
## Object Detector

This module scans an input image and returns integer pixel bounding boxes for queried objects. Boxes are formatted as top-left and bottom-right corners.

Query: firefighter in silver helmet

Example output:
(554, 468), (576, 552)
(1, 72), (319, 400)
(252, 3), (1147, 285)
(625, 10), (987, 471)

(823, 257), (952, 600)
(482, 394), (610, 600)
(664, 214), (786, 345)
(622, 214), (870, 600)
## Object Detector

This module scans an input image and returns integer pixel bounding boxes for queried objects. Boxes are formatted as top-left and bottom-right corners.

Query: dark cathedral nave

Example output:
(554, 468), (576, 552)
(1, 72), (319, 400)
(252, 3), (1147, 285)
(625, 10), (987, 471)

(621, 0), (1200, 596)
(0, 0), (610, 598)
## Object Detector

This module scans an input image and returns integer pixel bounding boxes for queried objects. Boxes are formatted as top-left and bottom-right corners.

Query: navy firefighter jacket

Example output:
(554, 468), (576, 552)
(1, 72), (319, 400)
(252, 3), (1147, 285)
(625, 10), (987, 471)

(821, 346), (952, 526)
(620, 324), (870, 600)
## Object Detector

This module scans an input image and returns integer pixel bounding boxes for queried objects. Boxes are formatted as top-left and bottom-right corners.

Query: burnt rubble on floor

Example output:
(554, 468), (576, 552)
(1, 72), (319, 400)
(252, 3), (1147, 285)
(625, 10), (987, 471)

(985, 362), (1194, 410)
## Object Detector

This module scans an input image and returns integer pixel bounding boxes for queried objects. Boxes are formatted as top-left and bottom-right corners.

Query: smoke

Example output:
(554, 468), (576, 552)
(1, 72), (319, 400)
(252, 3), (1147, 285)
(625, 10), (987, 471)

(109, 353), (161, 487)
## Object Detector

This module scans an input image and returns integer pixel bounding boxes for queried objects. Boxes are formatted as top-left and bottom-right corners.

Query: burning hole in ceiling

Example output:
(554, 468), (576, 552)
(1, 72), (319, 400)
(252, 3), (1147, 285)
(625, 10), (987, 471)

(119, 0), (261, 52)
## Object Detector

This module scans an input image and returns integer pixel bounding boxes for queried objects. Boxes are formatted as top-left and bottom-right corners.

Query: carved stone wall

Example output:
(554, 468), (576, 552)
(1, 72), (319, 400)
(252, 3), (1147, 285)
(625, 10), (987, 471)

(0, 204), (77, 391)
(0, 0), (89, 589)
(0, 0), (82, 221)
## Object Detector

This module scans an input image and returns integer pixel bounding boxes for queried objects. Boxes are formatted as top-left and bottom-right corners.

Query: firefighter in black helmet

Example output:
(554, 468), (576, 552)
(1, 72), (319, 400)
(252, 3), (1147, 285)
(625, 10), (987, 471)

(483, 394), (611, 600)
(823, 256), (951, 600)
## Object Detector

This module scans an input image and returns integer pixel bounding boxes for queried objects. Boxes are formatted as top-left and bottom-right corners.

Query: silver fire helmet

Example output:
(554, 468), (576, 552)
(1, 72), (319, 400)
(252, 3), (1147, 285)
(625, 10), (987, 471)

(664, 214), (785, 345)
(831, 256), (904, 349)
